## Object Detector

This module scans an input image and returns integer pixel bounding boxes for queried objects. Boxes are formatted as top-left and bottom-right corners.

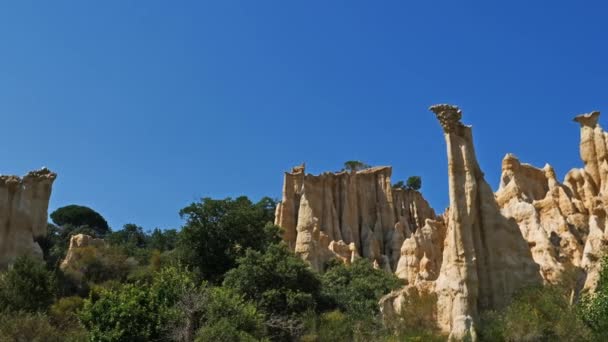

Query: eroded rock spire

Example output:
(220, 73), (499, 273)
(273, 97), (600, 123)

(0, 168), (57, 268)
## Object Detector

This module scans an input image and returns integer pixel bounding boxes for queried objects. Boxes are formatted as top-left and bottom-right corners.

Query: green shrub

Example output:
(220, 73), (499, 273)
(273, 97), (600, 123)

(479, 285), (592, 342)
(177, 196), (280, 283)
(321, 259), (402, 317)
(79, 266), (195, 341)
(0, 310), (87, 342)
(49, 296), (85, 329)
(0, 255), (56, 313)
(224, 244), (321, 316)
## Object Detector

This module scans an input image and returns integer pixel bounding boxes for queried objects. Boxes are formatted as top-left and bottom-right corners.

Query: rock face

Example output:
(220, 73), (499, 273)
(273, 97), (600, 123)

(60, 233), (106, 271)
(275, 164), (438, 272)
(0, 168), (57, 268)
(430, 105), (541, 340)
(275, 106), (608, 340)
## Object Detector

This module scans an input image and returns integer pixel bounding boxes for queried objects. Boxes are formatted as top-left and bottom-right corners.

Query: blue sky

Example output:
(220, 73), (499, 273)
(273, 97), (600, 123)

(1, 1), (607, 231)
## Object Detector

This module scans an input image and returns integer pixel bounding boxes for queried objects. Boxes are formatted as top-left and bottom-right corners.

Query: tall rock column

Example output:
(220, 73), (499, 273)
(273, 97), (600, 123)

(574, 112), (606, 194)
(0, 168), (57, 268)
(430, 105), (540, 341)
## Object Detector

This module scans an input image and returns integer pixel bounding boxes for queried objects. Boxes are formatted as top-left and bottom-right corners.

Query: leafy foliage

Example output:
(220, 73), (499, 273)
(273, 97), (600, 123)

(479, 285), (592, 342)
(61, 245), (134, 288)
(0, 310), (87, 342)
(406, 176), (422, 191)
(177, 196), (280, 283)
(580, 256), (608, 341)
(106, 223), (147, 249)
(0, 255), (56, 313)
(79, 266), (195, 341)
(224, 244), (321, 317)
(49, 296), (85, 330)
(320, 259), (402, 317)
(194, 287), (266, 342)
(148, 228), (178, 251)
(50, 205), (110, 236)
(342, 160), (371, 172)
(393, 177), (423, 191)
(384, 288), (442, 341)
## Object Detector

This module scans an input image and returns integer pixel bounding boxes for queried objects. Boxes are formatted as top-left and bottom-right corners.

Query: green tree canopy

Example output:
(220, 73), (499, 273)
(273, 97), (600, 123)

(50, 205), (110, 236)
(0, 255), (56, 313)
(79, 266), (196, 342)
(107, 223), (147, 249)
(406, 176), (422, 191)
(342, 160), (371, 172)
(176, 196), (281, 283)
(320, 259), (402, 317)
(223, 243), (321, 317)
(581, 256), (608, 341)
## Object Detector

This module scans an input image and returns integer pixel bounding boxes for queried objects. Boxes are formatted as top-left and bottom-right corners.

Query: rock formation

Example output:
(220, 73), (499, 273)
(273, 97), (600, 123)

(0, 168), (56, 268)
(430, 105), (541, 340)
(60, 233), (106, 271)
(275, 106), (608, 340)
(275, 164), (438, 272)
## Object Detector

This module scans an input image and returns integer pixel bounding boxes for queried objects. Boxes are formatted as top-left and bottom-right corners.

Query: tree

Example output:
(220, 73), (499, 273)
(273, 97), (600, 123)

(0, 255), (56, 313)
(148, 228), (178, 252)
(342, 161), (371, 172)
(79, 266), (196, 341)
(223, 244), (322, 317)
(179, 287), (267, 342)
(479, 285), (592, 342)
(320, 259), (402, 317)
(223, 244), (321, 340)
(0, 311), (87, 342)
(107, 224), (147, 248)
(406, 176), (422, 191)
(177, 196), (281, 283)
(50, 205), (110, 236)
(581, 256), (608, 341)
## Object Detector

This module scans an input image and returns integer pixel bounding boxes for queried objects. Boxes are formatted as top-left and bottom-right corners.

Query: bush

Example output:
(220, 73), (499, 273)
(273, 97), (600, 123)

(49, 296), (85, 329)
(61, 245), (134, 287)
(342, 161), (371, 172)
(406, 176), (422, 191)
(479, 285), (592, 342)
(224, 244), (321, 317)
(0, 311), (60, 342)
(301, 310), (354, 342)
(0, 255), (56, 313)
(384, 288), (443, 341)
(177, 196), (280, 283)
(321, 259), (402, 317)
(79, 266), (196, 341)
(224, 244), (321, 340)
(580, 256), (608, 341)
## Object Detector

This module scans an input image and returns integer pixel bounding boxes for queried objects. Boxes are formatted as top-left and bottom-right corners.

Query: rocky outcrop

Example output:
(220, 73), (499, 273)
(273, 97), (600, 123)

(276, 105), (608, 340)
(431, 105), (541, 340)
(0, 168), (56, 268)
(60, 233), (106, 271)
(275, 164), (438, 272)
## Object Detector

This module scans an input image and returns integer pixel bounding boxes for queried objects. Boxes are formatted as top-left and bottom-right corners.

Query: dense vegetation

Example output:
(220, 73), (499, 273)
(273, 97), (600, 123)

(2, 197), (608, 341)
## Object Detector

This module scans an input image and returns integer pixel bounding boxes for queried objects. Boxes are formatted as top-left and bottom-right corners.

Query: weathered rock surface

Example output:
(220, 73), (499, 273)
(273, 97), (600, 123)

(0, 168), (56, 268)
(431, 104), (541, 340)
(60, 233), (106, 271)
(275, 106), (608, 341)
(275, 164), (438, 272)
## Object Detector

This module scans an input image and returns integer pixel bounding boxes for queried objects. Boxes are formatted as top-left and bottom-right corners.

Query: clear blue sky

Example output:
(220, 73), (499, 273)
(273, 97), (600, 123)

(1, 1), (606, 231)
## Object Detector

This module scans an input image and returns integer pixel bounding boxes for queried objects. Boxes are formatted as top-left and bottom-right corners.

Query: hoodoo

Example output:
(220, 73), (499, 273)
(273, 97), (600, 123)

(430, 105), (540, 340)
(0, 168), (57, 268)
(274, 164), (437, 272)
(274, 106), (608, 340)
